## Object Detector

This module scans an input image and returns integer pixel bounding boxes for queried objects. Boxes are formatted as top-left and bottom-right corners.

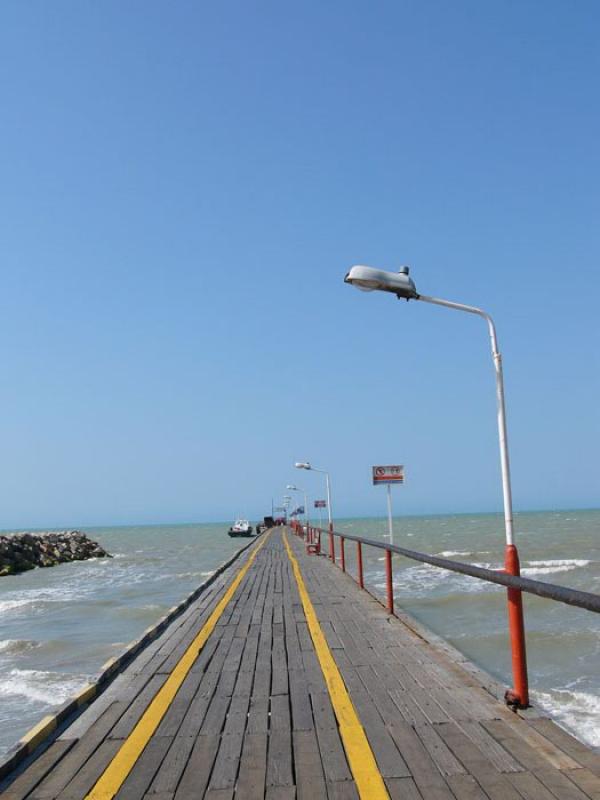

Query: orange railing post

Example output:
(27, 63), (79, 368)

(504, 544), (529, 708)
(385, 549), (394, 614)
(357, 541), (364, 589)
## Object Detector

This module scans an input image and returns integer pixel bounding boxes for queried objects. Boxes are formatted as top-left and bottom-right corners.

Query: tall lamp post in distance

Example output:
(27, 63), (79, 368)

(344, 264), (529, 709)
(286, 484), (308, 531)
(282, 495), (292, 524)
(295, 462), (334, 559)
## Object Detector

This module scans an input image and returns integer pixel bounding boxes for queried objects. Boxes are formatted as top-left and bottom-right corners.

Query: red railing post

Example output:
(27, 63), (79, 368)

(329, 528), (335, 563)
(385, 549), (394, 614)
(340, 537), (345, 572)
(357, 541), (364, 589)
(504, 544), (529, 708)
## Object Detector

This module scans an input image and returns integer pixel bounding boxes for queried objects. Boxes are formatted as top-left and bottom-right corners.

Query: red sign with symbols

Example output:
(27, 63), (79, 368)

(372, 465), (404, 485)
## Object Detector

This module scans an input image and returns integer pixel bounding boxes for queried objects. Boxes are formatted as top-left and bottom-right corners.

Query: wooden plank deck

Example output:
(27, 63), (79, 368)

(2, 528), (600, 800)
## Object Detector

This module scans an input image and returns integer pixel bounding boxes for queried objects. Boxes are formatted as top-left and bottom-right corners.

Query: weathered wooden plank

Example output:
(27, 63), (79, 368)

(235, 733), (268, 800)
(29, 703), (125, 799)
(562, 767), (600, 800)
(293, 730), (327, 800)
(109, 674), (168, 739)
(459, 721), (524, 774)
(247, 697), (270, 734)
(528, 719), (600, 775)
(54, 739), (122, 800)
(384, 777), (423, 800)
(506, 771), (565, 800)
(265, 787), (296, 800)
(208, 732), (245, 791)
(445, 774), (489, 800)
(325, 781), (359, 800)
(387, 722), (456, 800)
(174, 734), (220, 799)
(147, 736), (195, 795)
(413, 723), (468, 777)
(533, 768), (595, 800)
(482, 719), (581, 771)
(0, 741), (75, 800)
(266, 728), (293, 787)
(114, 736), (173, 800)
(434, 722), (524, 800)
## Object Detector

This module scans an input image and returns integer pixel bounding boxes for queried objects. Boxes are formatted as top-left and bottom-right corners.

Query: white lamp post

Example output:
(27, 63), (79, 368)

(344, 264), (529, 708)
(295, 462), (336, 560)
(294, 462), (332, 530)
(286, 484), (308, 529)
(282, 495), (292, 524)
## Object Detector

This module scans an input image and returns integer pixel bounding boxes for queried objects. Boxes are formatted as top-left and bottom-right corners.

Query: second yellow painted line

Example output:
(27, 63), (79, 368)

(282, 530), (389, 800)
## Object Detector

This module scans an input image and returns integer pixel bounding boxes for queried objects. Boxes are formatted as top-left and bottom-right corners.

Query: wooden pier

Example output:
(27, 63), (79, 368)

(2, 528), (600, 800)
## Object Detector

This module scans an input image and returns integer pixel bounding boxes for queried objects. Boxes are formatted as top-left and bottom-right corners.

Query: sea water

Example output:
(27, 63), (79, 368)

(0, 511), (598, 757)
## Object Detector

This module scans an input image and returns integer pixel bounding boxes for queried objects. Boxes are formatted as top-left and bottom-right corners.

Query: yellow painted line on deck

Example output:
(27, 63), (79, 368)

(283, 530), (389, 800)
(85, 531), (271, 800)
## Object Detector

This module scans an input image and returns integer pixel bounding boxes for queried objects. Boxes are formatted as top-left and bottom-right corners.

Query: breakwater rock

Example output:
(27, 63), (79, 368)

(0, 531), (111, 577)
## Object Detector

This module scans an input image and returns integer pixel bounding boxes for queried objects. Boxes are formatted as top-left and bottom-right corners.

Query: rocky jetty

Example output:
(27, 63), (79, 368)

(0, 531), (111, 577)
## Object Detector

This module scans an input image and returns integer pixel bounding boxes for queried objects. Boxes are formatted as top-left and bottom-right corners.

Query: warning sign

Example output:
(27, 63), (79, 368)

(372, 465), (404, 485)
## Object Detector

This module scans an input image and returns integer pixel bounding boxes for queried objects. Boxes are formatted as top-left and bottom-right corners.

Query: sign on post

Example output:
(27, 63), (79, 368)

(313, 499), (326, 529)
(372, 465), (405, 545)
(372, 465), (404, 485)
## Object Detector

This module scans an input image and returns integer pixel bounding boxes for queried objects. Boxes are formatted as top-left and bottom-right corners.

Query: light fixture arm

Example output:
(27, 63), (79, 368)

(418, 294), (513, 547)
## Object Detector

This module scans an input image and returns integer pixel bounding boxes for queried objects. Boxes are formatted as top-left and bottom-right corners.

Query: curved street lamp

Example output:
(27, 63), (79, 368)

(344, 264), (529, 708)
(294, 462), (333, 535)
(286, 484), (308, 529)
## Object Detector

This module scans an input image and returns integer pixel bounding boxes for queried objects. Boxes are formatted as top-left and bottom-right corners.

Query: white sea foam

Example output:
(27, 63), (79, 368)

(436, 550), (474, 558)
(0, 669), (88, 706)
(525, 559), (590, 567)
(534, 689), (600, 747)
(0, 598), (33, 613)
(0, 640), (39, 656)
(522, 559), (590, 576)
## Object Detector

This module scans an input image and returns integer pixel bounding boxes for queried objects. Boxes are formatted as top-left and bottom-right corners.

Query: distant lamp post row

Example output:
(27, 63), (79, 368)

(294, 462), (333, 532)
(286, 484), (308, 527)
(344, 264), (529, 708)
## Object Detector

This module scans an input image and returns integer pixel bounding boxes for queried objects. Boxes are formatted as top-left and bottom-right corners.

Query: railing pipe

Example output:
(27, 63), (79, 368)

(340, 537), (346, 572)
(325, 528), (600, 614)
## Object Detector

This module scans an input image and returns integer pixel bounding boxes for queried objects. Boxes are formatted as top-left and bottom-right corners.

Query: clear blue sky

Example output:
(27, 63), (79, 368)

(1, 1), (598, 527)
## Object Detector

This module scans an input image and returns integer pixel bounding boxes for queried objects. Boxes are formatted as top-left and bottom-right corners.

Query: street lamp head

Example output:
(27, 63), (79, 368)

(295, 462), (311, 470)
(344, 265), (418, 300)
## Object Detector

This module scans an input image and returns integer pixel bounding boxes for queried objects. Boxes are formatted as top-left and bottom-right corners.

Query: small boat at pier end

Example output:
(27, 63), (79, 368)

(228, 518), (253, 537)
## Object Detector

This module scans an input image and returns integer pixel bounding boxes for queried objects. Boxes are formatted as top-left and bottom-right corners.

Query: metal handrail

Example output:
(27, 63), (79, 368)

(298, 523), (600, 614)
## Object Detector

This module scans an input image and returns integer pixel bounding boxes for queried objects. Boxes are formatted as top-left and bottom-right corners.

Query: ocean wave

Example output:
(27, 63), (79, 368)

(174, 569), (215, 579)
(533, 688), (600, 747)
(0, 640), (40, 656)
(0, 583), (93, 614)
(521, 559), (590, 576)
(370, 562), (502, 598)
(0, 669), (88, 706)
(0, 598), (34, 613)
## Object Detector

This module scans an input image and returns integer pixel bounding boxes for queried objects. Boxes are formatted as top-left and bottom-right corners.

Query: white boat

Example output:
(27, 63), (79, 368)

(228, 518), (253, 537)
